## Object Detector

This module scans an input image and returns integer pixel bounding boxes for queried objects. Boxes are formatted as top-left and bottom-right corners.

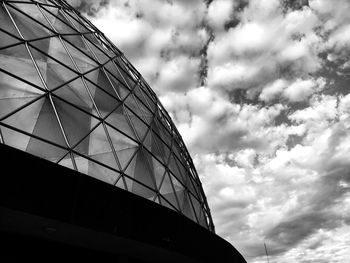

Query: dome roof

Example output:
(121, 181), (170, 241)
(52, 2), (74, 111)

(0, 0), (214, 231)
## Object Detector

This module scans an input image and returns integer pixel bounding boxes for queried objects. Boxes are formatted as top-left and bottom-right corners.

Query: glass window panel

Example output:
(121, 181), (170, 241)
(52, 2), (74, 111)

(52, 78), (95, 111)
(119, 147), (138, 176)
(62, 38), (98, 73)
(84, 39), (110, 64)
(26, 97), (68, 151)
(105, 106), (137, 141)
(182, 191), (196, 222)
(47, 37), (76, 72)
(41, 6), (76, 34)
(0, 50), (45, 90)
(133, 149), (156, 192)
(84, 79), (121, 118)
(74, 154), (88, 174)
(159, 172), (174, 195)
(52, 97), (92, 151)
(63, 11), (89, 33)
(189, 193), (201, 222)
(0, 125), (32, 152)
(88, 155), (120, 185)
(0, 5), (21, 37)
(44, 62), (79, 91)
(106, 125), (138, 152)
(159, 195), (177, 212)
(162, 192), (180, 211)
(105, 71), (130, 100)
(96, 68), (120, 99)
(152, 157), (166, 189)
(63, 34), (87, 51)
(7, 4), (52, 40)
(87, 122), (112, 156)
(131, 179), (156, 199)
(125, 109), (149, 142)
(58, 155), (75, 170)
(0, 30), (21, 50)
(1, 97), (44, 137)
(133, 85), (155, 116)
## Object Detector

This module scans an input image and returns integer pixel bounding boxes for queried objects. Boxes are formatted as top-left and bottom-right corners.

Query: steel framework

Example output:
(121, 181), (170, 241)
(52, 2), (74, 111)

(0, 0), (214, 231)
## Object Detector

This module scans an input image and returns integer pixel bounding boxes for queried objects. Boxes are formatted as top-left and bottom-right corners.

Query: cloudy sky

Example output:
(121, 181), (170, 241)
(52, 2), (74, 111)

(68, 0), (350, 262)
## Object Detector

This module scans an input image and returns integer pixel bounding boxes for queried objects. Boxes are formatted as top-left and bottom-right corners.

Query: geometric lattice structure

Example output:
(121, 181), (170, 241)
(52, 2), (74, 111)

(0, 0), (214, 231)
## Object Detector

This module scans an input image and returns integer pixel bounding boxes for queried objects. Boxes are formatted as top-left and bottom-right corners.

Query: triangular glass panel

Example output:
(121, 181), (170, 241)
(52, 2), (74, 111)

(169, 172), (185, 192)
(168, 154), (184, 186)
(87, 155), (120, 185)
(63, 34), (87, 52)
(47, 37), (76, 72)
(159, 172), (174, 195)
(52, 77), (95, 111)
(114, 174), (127, 190)
(138, 83), (157, 112)
(189, 193), (201, 222)
(44, 61), (79, 91)
(84, 79), (121, 118)
(84, 32), (101, 48)
(114, 59), (137, 90)
(84, 67), (99, 84)
(1, 96), (45, 136)
(150, 131), (170, 165)
(40, 5), (76, 34)
(106, 125), (138, 152)
(133, 149), (156, 192)
(105, 106), (137, 141)
(120, 147), (138, 176)
(182, 191), (196, 221)
(153, 118), (172, 148)
(131, 179), (156, 199)
(198, 208), (208, 228)
(96, 68), (120, 99)
(133, 87), (154, 117)
(74, 154), (89, 175)
(58, 155), (75, 170)
(64, 12), (90, 33)
(84, 121), (113, 156)
(152, 157), (166, 190)
(10, 2), (54, 34)
(105, 70), (130, 100)
(125, 109), (149, 142)
(62, 38), (98, 73)
(25, 96), (68, 150)
(159, 195), (178, 212)
(84, 39), (110, 64)
(124, 93), (146, 118)
(51, 97), (92, 152)
(1, 124), (32, 152)
(0, 69), (44, 117)
(6, 4), (52, 40)
(0, 42), (29, 59)
(0, 30), (21, 50)
(0, 5), (21, 38)
(28, 40), (51, 62)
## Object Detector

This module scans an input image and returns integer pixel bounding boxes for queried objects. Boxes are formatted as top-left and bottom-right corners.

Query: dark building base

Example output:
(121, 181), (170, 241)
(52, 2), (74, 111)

(0, 144), (246, 263)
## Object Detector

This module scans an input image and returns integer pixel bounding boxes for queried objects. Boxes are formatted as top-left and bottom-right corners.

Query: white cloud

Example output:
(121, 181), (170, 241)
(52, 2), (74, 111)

(207, 0), (234, 30)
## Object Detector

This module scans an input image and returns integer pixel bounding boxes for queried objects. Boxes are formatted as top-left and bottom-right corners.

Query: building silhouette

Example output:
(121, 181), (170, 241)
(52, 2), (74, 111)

(0, 0), (246, 262)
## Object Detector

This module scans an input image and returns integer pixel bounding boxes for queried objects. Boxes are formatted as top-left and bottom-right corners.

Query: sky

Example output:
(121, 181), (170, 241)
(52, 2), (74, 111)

(67, 0), (350, 262)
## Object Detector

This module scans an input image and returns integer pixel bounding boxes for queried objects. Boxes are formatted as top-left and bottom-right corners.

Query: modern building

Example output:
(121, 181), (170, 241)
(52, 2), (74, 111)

(0, 0), (246, 262)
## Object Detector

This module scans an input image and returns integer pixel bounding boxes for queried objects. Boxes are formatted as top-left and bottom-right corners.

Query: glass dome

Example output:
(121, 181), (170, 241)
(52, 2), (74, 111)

(0, 0), (214, 231)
